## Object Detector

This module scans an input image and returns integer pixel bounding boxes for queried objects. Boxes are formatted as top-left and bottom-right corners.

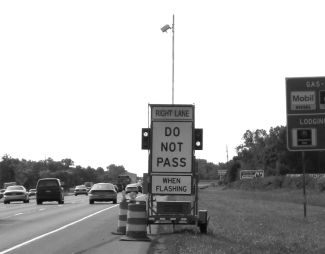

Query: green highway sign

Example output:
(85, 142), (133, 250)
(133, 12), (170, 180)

(286, 77), (325, 151)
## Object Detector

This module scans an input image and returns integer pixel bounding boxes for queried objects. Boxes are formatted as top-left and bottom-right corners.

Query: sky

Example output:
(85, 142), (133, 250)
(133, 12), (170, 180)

(1, 0), (325, 176)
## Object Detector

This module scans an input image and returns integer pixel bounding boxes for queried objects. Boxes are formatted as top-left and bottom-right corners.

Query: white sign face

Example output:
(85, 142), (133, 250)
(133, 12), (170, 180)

(240, 170), (264, 179)
(152, 121), (192, 173)
(217, 170), (228, 176)
(151, 175), (192, 195)
(290, 91), (316, 110)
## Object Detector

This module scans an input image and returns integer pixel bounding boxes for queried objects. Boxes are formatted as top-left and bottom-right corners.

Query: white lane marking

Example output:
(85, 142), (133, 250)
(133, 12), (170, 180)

(0, 204), (118, 254)
(1, 212), (25, 220)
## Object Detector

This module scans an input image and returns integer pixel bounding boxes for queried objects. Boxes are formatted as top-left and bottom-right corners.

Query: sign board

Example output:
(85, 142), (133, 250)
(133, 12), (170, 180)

(151, 121), (192, 173)
(157, 201), (192, 214)
(287, 173), (325, 178)
(149, 104), (195, 195)
(286, 77), (325, 151)
(151, 105), (194, 121)
(240, 170), (264, 180)
(151, 175), (192, 195)
(217, 169), (228, 176)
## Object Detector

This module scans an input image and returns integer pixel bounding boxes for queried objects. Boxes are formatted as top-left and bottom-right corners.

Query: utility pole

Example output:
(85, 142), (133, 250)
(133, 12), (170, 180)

(226, 145), (229, 163)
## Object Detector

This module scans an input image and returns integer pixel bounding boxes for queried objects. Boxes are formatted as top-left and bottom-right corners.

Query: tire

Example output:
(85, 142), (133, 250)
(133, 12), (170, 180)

(89, 200), (94, 204)
(199, 223), (208, 234)
(113, 199), (117, 204)
(4, 201), (8, 204)
(37, 200), (42, 205)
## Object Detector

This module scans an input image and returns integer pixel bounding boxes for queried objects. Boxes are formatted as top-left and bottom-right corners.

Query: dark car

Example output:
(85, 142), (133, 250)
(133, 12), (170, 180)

(36, 178), (64, 205)
(116, 184), (124, 192)
(28, 189), (37, 197)
(0, 189), (5, 199)
(88, 183), (117, 204)
(74, 185), (88, 196)
(137, 183), (143, 193)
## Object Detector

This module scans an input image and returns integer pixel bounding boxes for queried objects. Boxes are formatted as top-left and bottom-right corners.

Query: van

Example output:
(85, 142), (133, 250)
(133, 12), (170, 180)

(36, 178), (64, 205)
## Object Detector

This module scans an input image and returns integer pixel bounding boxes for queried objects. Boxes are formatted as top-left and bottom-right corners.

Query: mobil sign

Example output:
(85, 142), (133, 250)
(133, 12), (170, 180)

(151, 105), (194, 173)
(286, 77), (325, 151)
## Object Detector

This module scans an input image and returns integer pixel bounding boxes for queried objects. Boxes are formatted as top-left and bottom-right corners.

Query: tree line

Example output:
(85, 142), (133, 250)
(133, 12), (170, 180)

(2, 125), (325, 189)
(0, 156), (128, 190)
(197, 125), (325, 182)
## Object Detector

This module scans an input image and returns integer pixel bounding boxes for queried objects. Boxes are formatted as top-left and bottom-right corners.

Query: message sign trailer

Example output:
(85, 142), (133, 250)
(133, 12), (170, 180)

(142, 104), (207, 233)
(286, 76), (325, 218)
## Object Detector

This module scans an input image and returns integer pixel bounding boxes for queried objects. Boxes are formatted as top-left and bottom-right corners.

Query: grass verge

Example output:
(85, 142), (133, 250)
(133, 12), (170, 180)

(148, 187), (325, 254)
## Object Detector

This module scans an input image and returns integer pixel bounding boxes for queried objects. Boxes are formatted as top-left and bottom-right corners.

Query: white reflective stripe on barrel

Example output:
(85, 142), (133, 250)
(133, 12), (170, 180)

(127, 210), (146, 218)
(126, 223), (147, 232)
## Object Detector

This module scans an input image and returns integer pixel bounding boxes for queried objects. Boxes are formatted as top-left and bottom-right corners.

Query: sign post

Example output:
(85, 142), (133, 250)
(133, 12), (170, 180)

(286, 77), (325, 218)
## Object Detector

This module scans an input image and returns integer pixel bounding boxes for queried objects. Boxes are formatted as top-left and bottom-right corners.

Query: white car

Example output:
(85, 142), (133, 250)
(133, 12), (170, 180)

(125, 183), (139, 194)
(74, 185), (88, 196)
(3, 185), (29, 204)
(88, 183), (117, 204)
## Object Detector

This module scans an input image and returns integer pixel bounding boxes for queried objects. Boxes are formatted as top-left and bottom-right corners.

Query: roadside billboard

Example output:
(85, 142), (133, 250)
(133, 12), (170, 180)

(286, 77), (325, 151)
(240, 170), (264, 180)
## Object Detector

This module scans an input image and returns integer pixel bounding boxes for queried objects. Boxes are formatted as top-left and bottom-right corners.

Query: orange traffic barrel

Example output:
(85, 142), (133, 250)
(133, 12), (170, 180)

(121, 201), (150, 241)
(112, 199), (128, 235)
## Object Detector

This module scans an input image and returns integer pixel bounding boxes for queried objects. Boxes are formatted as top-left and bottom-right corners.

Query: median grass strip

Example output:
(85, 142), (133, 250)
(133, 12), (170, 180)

(149, 187), (325, 254)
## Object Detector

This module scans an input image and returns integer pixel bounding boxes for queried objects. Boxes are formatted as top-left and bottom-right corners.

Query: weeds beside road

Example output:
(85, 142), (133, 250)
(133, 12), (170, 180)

(149, 186), (325, 254)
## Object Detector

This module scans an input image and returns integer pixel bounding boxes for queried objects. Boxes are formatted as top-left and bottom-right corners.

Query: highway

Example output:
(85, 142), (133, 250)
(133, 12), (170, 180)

(0, 194), (152, 254)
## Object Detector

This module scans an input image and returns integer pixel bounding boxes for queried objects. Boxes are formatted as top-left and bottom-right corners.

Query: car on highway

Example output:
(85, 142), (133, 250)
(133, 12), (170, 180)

(88, 183), (117, 204)
(28, 189), (37, 197)
(125, 183), (140, 194)
(36, 178), (64, 205)
(0, 189), (5, 199)
(3, 185), (29, 204)
(137, 183), (143, 193)
(74, 185), (88, 196)
(116, 183), (124, 192)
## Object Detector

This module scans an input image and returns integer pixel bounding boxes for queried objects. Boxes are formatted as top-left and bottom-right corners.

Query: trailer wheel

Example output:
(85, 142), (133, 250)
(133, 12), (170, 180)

(199, 223), (207, 234)
(198, 210), (209, 234)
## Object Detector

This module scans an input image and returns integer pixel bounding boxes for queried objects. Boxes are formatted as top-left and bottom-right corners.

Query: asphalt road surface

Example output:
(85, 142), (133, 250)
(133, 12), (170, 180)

(0, 194), (152, 254)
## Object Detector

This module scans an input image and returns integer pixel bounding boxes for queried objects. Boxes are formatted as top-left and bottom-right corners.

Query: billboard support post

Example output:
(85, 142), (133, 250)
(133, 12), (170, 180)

(302, 151), (307, 218)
